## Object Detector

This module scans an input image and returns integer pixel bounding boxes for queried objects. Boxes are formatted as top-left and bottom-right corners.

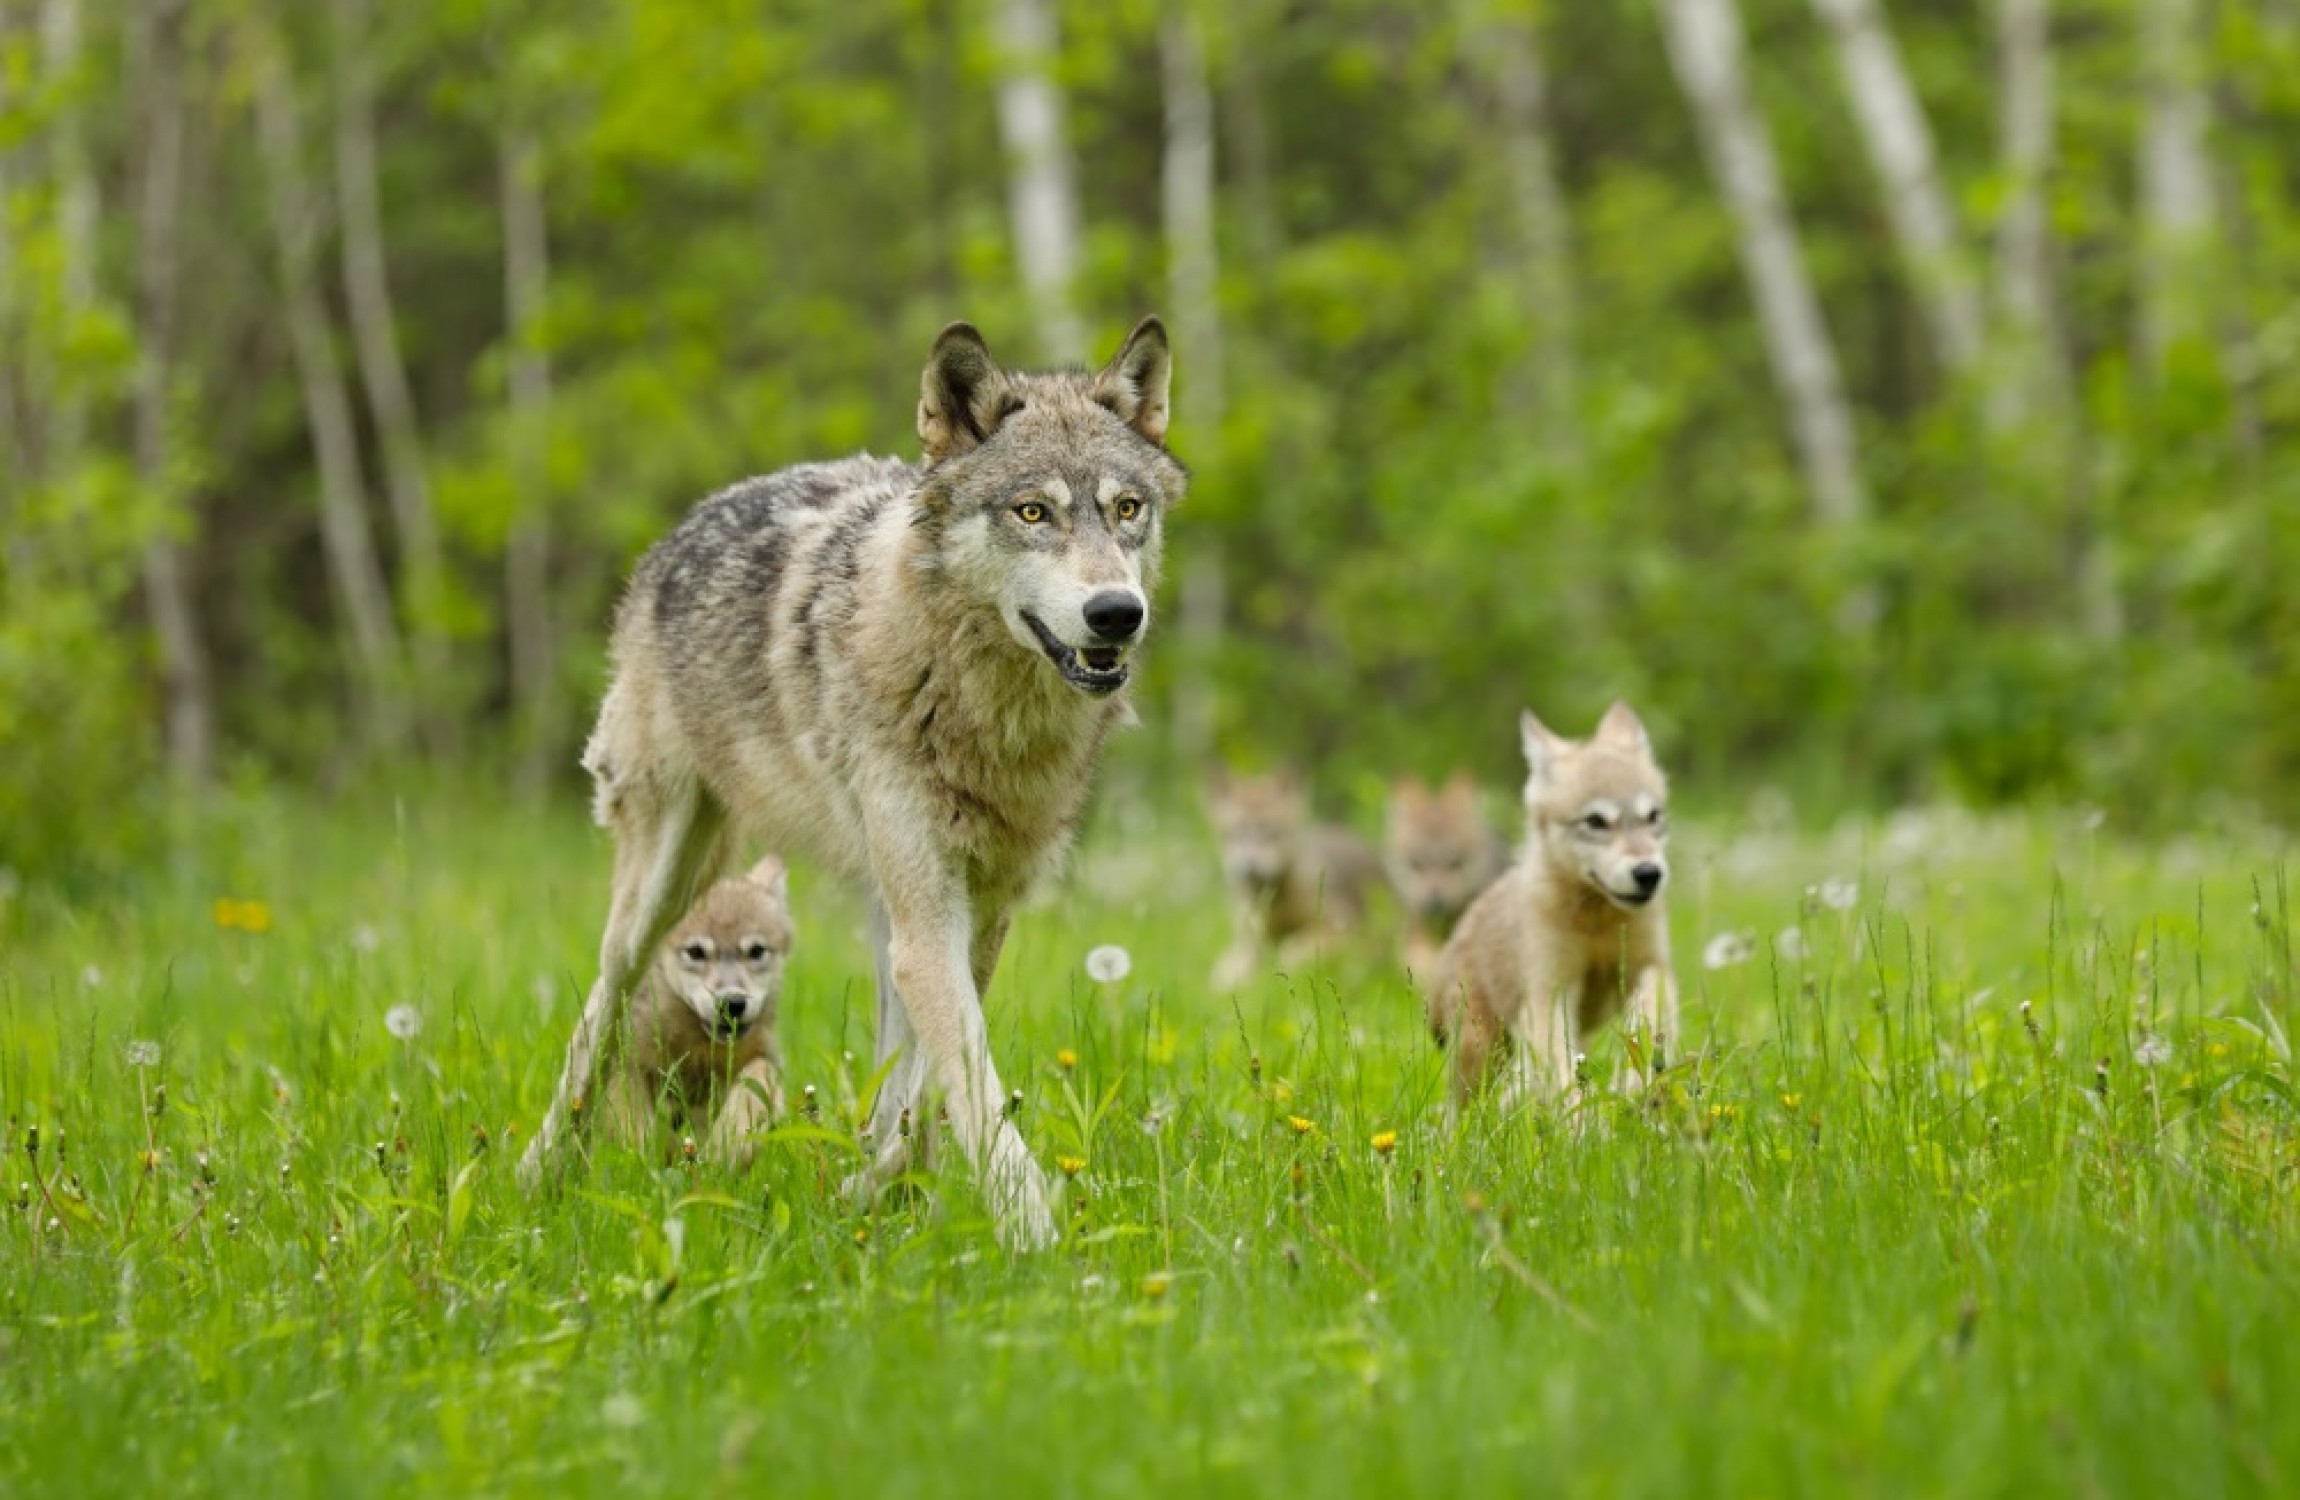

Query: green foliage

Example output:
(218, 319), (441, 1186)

(5, 0), (2300, 882)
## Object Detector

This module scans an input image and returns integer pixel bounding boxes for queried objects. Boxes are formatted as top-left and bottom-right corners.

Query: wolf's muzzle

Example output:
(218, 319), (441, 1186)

(1021, 610), (1131, 696)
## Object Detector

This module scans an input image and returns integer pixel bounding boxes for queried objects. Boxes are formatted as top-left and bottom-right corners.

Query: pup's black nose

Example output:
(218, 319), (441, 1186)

(716, 994), (750, 1022)
(1082, 590), (1145, 643)
(1632, 862), (1664, 895)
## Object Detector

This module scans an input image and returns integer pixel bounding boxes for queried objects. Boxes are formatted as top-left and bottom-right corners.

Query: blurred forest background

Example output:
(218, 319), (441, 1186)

(3, 0), (2296, 881)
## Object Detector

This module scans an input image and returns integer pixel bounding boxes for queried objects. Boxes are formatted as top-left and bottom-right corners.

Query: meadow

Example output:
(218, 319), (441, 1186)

(1, 780), (2294, 1497)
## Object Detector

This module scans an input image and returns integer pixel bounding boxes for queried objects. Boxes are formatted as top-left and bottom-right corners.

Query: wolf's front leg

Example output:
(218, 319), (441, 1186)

(706, 1050), (782, 1170)
(873, 846), (1055, 1251)
(1495, 958), (1576, 1115)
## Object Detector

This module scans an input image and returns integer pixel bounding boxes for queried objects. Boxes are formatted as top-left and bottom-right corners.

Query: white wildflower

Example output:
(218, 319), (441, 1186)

(350, 924), (381, 953)
(1819, 878), (1860, 911)
(1703, 931), (1755, 971)
(2133, 1033), (2173, 1069)
(600, 1392), (645, 1430)
(385, 1004), (423, 1041)
(124, 1039), (162, 1069)
(80, 965), (103, 989)
(1774, 925), (1805, 962)
(1085, 944), (1132, 983)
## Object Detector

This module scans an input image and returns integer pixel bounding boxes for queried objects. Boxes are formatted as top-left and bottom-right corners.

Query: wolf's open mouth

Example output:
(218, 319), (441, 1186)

(1607, 887), (1658, 910)
(1021, 611), (1130, 696)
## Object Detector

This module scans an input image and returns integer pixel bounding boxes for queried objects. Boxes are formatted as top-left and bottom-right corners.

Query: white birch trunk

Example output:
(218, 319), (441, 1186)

(1481, 4), (1577, 453)
(132, 0), (215, 788)
(1811, 0), (1984, 375)
(1660, 0), (1867, 529)
(992, 0), (1085, 363)
(253, 40), (407, 748)
(332, 0), (450, 730)
(1989, 0), (2057, 431)
(1161, 5), (1224, 766)
(499, 125), (559, 792)
(2136, 0), (2216, 377)
(39, 0), (94, 469)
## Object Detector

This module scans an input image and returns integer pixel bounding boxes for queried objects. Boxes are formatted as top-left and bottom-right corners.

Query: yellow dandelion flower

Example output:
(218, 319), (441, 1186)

(1287, 1115), (1315, 1135)
(1141, 1271), (1172, 1299)
(1780, 1092), (1802, 1110)
(1371, 1130), (1398, 1157)
(1056, 1048), (1078, 1070)
(1057, 1154), (1087, 1176)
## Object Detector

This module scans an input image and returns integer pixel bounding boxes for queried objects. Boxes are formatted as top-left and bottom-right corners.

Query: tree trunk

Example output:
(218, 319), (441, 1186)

(1989, 0), (2058, 432)
(991, 0), (1085, 363)
(1216, 2), (1281, 266)
(332, 0), (451, 745)
(1660, 0), (1867, 531)
(1479, 4), (1578, 456)
(2135, 0), (2216, 379)
(1810, 0), (1984, 377)
(499, 125), (559, 795)
(39, 0), (94, 471)
(1160, 5), (1224, 767)
(253, 38), (407, 750)
(131, 0), (216, 789)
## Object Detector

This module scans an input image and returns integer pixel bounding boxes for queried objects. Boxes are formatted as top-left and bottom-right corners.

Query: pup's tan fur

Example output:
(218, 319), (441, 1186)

(1386, 772), (1507, 976)
(1427, 702), (1678, 1107)
(518, 317), (1182, 1252)
(603, 856), (792, 1164)
(1208, 770), (1383, 992)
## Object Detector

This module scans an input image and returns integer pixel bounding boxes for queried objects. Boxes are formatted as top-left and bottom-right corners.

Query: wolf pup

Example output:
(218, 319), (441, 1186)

(603, 856), (791, 1166)
(1208, 770), (1384, 992)
(519, 317), (1182, 1252)
(1426, 702), (1677, 1107)
(1386, 772), (1507, 977)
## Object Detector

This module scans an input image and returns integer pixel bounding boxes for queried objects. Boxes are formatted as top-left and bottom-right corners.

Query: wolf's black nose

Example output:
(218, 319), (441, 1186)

(1632, 863), (1664, 895)
(716, 994), (749, 1021)
(1082, 591), (1145, 642)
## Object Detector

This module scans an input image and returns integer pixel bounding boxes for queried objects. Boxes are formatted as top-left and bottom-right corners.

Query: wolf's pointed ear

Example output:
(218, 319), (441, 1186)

(1442, 769), (1477, 805)
(918, 322), (1014, 466)
(1092, 316), (1172, 447)
(1393, 774), (1429, 806)
(1595, 700), (1653, 758)
(745, 854), (789, 903)
(1521, 710), (1562, 784)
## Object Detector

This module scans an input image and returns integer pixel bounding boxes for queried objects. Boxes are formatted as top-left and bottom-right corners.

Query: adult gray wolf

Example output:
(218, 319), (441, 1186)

(518, 317), (1182, 1251)
(1426, 702), (1678, 1109)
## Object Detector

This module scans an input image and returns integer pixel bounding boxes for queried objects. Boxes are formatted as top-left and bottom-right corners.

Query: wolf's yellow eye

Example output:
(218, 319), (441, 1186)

(1115, 496), (1142, 521)
(1015, 502), (1048, 524)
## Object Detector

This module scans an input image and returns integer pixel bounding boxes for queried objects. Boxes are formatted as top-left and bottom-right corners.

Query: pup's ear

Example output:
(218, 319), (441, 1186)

(1393, 774), (1429, 807)
(918, 322), (1015, 466)
(1520, 710), (1563, 785)
(745, 854), (789, 903)
(1092, 316), (1172, 447)
(1442, 770), (1477, 806)
(1595, 700), (1653, 758)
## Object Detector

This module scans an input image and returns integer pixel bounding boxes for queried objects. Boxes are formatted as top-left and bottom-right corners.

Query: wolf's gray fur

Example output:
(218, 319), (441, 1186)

(518, 318), (1182, 1250)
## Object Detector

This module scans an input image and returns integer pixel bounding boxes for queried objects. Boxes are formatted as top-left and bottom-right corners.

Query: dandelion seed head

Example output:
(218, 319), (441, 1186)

(1775, 925), (1805, 962)
(80, 965), (103, 990)
(2133, 1033), (2173, 1069)
(1084, 944), (1132, 983)
(384, 1004), (423, 1041)
(601, 1393), (645, 1430)
(1819, 878), (1860, 911)
(350, 924), (380, 953)
(1703, 931), (1755, 971)
(124, 1039), (161, 1069)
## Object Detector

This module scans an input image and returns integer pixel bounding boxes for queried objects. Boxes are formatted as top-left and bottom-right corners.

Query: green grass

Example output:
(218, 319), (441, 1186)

(2, 783), (2295, 1497)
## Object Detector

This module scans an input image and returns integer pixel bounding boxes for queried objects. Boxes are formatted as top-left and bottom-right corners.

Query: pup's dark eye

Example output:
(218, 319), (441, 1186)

(681, 942), (710, 963)
(1114, 495), (1142, 521)
(744, 941), (770, 962)
(1649, 809), (1667, 827)
(1579, 813), (1611, 832)
(1015, 501), (1048, 524)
